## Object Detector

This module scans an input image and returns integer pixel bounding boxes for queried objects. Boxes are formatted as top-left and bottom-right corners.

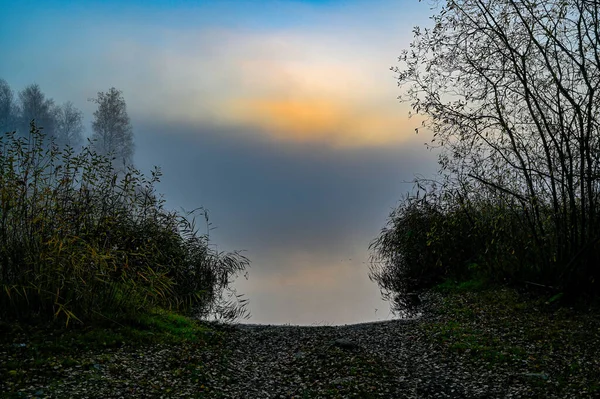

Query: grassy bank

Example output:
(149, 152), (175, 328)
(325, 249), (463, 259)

(0, 311), (228, 398)
(418, 281), (600, 396)
(0, 124), (249, 396)
(1, 124), (249, 327)
(2, 284), (599, 398)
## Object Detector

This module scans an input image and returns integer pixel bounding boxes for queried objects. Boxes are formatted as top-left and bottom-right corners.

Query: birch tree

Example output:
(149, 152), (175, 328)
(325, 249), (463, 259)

(90, 87), (134, 171)
(391, 0), (600, 293)
(0, 79), (17, 134)
(18, 83), (56, 140)
(55, 101), (84, 150)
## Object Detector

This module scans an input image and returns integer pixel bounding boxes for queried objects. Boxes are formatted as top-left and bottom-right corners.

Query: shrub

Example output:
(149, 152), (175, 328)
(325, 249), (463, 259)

(370, 180), (541, 311)
(0, 122), (249, 325)
(369, 184), (481, 305)
(370, 175), (600, 312)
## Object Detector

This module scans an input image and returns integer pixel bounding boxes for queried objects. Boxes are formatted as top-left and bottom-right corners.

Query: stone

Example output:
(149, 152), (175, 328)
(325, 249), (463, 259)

(331, 338), (359, 350)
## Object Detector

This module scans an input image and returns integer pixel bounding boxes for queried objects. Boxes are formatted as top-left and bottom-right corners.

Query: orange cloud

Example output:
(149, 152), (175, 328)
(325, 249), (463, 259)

(106, 28), (420, 148)
(232, 98), (341, 137)
(211, 35), (418, 148)
(227, 95), (414, 148)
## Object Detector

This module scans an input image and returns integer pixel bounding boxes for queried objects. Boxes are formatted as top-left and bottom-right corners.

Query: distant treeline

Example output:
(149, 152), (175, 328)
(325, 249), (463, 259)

(0, 80), (249, 325)
(0, 80), (133, 172)
(370, 0), (600, 308)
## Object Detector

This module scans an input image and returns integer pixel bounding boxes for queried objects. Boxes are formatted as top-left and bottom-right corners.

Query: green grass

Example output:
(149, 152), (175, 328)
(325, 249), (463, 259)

(418, 284), (600, 395)
(123, 310), (219, 343)
(1, 309), (222, 352)
(1, 310), (226, 397)
(434, 277), (490, 294)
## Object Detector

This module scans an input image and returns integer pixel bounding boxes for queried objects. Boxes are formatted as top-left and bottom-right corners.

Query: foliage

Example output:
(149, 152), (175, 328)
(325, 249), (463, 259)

(0, 79), (17, 135)
(54, 101), (84, 150)
(17, 83), (57, 143)
(0, 122), (249, 325)
(0, 80), (84, 152)
(89, 87), (134, 173)
(372, 0), (600, 304)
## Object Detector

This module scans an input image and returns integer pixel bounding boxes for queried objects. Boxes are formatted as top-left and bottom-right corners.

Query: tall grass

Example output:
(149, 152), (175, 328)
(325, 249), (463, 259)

(369, 178), (599, 311)
(0, 121), (249, 325)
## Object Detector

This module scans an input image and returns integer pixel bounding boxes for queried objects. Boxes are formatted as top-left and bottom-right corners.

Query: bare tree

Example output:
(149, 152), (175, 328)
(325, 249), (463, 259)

(393, 0), (600, 291)
(89, 87), (134, 172)
(55, 101), (84, 150)
(18, 83), (57, 140)
(0, 79), (17, 134)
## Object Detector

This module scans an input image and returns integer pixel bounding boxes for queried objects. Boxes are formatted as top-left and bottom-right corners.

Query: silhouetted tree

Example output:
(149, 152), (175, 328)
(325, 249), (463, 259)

(391, 0), (600, 293)
(18, 83), (57, 140)
(89, 87), (134, 172)
(55, 101), (84, 150)
(0, 79), (17, 134)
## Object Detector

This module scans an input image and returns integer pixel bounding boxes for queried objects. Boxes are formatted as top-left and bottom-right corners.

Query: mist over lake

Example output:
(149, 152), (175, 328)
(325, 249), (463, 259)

(132, 119), (438, 325)
(0, 0), (436, 325)
(3, 2), (600, 398)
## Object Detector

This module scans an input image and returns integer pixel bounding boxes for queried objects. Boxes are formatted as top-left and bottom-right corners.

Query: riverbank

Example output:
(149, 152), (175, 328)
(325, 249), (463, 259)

(1, 287), (598, 398)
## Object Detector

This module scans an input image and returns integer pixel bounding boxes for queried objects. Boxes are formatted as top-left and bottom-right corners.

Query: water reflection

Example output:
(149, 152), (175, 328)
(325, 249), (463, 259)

(231, 252), (407, 326)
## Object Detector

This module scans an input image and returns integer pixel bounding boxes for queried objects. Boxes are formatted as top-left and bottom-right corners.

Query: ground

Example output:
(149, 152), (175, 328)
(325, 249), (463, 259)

(1, 287), (599, 398)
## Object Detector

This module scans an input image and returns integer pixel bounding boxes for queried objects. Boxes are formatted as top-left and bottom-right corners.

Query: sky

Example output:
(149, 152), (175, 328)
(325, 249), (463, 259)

(0, 0), (440, 325)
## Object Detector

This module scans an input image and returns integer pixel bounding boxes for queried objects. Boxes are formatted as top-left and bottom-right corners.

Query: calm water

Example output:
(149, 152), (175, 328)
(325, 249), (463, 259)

(231, 250), (396, 326)
(134, 123), (437, 327)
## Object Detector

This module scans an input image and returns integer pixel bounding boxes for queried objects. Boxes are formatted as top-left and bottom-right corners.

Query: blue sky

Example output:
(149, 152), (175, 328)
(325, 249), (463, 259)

(1, 0), (438, 324)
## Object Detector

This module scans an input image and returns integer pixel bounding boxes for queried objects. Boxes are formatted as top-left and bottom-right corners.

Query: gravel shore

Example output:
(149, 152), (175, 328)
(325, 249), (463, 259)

(207, 300), (538, 399)
(3, 291), (598, 398)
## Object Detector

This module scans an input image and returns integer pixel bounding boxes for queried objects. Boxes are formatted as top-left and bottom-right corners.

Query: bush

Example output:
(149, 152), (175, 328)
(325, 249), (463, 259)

(369, 185), (482, 305)
(0, 122), (249, 325)
(370, 176), (600, 312)
(370, 180), (545, 310)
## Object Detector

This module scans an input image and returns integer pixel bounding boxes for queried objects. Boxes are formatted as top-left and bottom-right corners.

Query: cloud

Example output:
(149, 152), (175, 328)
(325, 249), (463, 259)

(94, 25), (419, 149)
(227, 96), (409, 148)
(0, 0), (440, 325)
(2, 0), (429, 150)
(212, 31), (414, 147)
(133, 118), (439, 257)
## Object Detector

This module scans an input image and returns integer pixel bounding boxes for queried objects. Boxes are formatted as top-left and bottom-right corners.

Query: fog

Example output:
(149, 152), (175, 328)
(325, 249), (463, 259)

(1, 0), (439, 325)
(133, 119), (438, 324)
